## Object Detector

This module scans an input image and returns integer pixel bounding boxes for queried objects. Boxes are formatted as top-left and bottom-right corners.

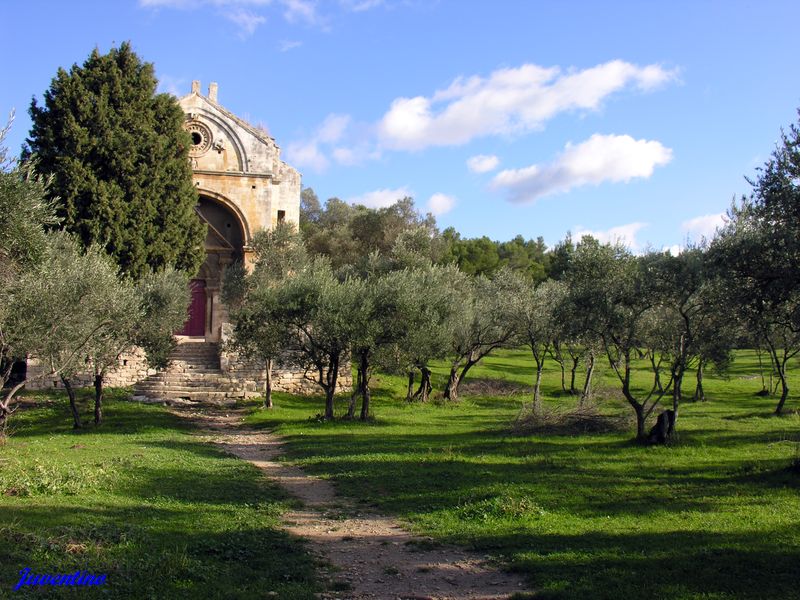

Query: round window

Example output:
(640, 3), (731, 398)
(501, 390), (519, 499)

(185, 121), (213, 157)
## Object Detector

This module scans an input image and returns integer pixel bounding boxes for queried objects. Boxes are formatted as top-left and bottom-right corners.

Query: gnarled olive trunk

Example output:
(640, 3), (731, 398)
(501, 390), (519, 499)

(413, 366), (432, 402)
(405, 370), (415, 402)
(93, 373), (104, 425)
(263, 358), (273, 409)
(671, 363), (685, 426)
(444, 356), (481, 402)
(61, 375), (81, 429)
(774, 367), (789, 415)
(580, 351), (595, 405)
(765, 342), (790, 415)
(532, 365), (544, 413)
(358, 349), (371, 421)
(443, 367), (460, 402)
(0, 379), (28, 437)
(633, 401), (647, 442)
(553, 347), (566, 393)
(569, 354), (580, 394)
(348, 367), (361, 418)
(323, 356), (339, 420)
(346, 349), (371, 420)
(693, 359), (705, 401)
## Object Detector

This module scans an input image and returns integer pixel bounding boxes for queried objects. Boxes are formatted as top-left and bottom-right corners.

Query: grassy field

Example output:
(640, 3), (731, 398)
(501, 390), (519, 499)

(0, 389), (320, 599)
(2, 350), (798, 599)
(245, 349), (800, 600)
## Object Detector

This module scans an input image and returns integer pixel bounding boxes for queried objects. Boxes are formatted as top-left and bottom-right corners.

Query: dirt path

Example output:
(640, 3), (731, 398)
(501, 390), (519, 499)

(171, 404), (528, 600)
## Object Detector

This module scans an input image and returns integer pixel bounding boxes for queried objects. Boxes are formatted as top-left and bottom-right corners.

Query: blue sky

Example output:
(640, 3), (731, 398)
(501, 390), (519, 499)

(3, 1), (800, 251)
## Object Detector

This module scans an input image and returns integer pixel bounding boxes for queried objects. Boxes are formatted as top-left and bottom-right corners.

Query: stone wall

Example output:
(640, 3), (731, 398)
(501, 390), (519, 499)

(25, 347), (155, 390)
(219, 323), (352, 395)
(25, 337), (351, 397)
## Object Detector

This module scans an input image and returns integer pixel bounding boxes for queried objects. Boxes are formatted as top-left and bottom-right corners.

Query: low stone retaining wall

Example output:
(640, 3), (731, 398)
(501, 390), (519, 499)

(25, 347), (155, 390)
(219, 323), (352, 395)
(25, 333), (351, 397)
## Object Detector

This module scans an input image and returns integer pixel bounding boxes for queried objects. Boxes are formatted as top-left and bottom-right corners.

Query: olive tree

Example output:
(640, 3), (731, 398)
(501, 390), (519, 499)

(709, 217), (798, 414)
(354, 264), (463, 412)
(565, 238), (675, 441)
(442, 268), (521, 402)
(393, 264), (465, 402)
(511, 278), (567, 411)
(708, 108), (800, 414)
(88, 267), (189, 424)
(0, 117), (60, 393)
(269, 258), (361, 419)
(224, 223), (308, 409)
(3, 234), (125, 429)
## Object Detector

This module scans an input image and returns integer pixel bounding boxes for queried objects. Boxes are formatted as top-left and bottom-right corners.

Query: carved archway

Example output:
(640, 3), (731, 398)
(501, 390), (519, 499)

(196, 188), (252, 245)
(188, 194), (248, 340)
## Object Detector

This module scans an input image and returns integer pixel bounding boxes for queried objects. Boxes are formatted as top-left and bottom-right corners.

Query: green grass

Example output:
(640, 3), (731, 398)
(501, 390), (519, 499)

(2, 351), (798, 599)
(246, 349), (800, 600)
(0, 389), (320, 599)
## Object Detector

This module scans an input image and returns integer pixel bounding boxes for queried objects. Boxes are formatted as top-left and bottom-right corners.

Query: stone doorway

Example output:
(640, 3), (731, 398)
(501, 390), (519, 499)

(191, 194), (246, 341)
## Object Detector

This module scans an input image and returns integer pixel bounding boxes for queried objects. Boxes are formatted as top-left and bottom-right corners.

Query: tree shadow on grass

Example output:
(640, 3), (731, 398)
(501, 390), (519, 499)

(0, 503), (319, 599)
(115, 448), (294, 507)
(470, 527), (800, 600)
(8, 394), (189, 439)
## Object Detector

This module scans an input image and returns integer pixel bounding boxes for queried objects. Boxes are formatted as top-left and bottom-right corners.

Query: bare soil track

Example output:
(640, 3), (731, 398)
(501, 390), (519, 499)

(171, 404), (529, 600)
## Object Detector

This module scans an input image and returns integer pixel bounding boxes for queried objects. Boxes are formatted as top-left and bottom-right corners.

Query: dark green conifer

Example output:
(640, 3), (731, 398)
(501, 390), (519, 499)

(26, 43), (205, 278)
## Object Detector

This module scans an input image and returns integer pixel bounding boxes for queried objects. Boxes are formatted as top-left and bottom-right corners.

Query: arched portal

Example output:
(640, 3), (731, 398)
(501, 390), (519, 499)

(179, 194), (246, 340)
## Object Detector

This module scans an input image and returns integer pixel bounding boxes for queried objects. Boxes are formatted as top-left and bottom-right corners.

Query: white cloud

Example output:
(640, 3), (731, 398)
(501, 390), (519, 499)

(316, 114), (351, 143)
(225, 8), (267, 37)
(286, 138), (330, 172)
(681, 212), (726, 241)
(347, 187), (412, 209)
(378, 60), (678, 150)
(285, 114), (351, 172)
(279, 39), (303, 52)
(139, 0), (323, 32)
(574, 222), (649, 252)
(491, 134), (672, 203)
(331, 145), (380, 166)
(288, 114), (383, 170)
(281, 0), (318, 24)
(466, 154), (500, 174)
(339, 0), (384, 11)
(157, 75), (186, 97)
(427, 193), (456, 215)
(662, 244), (683, 256)
(331, 147), (358, 165)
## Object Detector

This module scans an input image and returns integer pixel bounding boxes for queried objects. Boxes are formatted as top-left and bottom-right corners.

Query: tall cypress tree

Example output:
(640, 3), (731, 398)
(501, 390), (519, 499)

(26, 43), (205, 279)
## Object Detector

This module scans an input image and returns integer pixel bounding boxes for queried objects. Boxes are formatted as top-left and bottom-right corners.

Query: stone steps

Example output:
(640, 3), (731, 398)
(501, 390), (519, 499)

(145, 372), (228, 382)
(132, 341), (242, 405)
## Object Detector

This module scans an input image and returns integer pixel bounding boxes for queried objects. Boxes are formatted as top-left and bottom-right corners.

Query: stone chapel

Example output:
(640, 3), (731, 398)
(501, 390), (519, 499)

(27, 81), (346, 400)
(177, 80), (300, 341)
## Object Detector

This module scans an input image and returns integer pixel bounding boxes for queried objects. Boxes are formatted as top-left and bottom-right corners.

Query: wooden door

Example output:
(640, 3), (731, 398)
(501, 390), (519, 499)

(179, 279), (206, 336)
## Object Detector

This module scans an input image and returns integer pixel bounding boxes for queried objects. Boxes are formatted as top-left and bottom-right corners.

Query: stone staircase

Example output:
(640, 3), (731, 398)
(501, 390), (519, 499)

(132, 340), (244, 405)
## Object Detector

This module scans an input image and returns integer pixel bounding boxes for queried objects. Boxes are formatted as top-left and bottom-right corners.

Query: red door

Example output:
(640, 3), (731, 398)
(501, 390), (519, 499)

(179, 279), (206, 336)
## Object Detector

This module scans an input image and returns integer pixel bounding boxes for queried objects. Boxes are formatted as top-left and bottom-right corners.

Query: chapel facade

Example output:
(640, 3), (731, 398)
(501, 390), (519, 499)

(178, 80), (301, 341)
